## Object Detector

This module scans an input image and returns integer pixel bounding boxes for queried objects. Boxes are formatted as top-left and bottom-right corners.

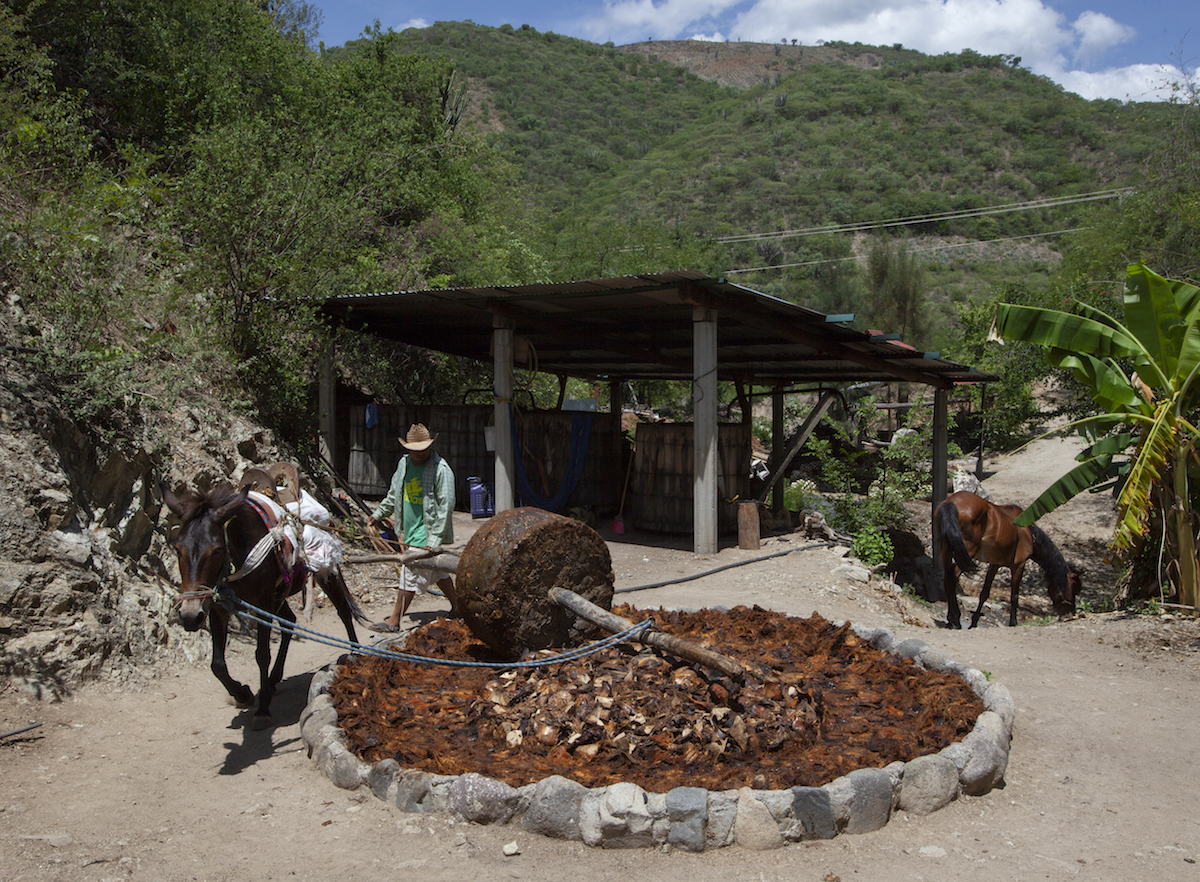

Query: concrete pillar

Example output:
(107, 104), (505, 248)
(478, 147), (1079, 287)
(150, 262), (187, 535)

(493, 317), (516, 513)
(694, 307), (718, 555)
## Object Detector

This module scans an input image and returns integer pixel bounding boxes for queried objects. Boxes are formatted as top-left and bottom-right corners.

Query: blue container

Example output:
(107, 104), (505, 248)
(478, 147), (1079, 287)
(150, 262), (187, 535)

(468, 477), (494, 518)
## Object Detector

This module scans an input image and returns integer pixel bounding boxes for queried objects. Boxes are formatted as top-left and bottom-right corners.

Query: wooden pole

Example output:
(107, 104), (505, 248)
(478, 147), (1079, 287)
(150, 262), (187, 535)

(548, 586), (746, 682)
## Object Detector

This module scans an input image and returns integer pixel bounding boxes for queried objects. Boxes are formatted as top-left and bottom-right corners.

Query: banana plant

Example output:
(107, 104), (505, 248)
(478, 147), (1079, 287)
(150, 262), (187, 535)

(992, 264), (1200, 607)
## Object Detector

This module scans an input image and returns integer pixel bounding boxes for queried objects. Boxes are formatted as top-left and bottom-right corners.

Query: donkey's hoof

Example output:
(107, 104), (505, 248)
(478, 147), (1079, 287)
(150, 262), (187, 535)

(234, 687), (255, 708)
(251, 713), (274, 731)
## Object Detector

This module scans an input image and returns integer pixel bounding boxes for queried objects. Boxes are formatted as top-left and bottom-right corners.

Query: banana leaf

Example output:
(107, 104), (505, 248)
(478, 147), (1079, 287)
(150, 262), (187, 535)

(1013, 454), (1115, 526)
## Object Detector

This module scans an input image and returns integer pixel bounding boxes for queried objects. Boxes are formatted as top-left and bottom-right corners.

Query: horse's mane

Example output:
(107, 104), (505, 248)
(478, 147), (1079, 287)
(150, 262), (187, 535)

(1028, 523), (1072, 602)
(175, 485), (247, 529)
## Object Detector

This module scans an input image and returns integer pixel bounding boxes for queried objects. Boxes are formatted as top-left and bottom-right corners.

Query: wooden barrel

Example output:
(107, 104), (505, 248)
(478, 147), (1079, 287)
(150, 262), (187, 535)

(454, 507), (614, 658)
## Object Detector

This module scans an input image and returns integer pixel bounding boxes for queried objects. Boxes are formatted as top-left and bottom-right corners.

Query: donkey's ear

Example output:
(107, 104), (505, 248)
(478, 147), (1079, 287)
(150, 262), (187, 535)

(162, 481), (187, 518)
(214, 485), (251, 522)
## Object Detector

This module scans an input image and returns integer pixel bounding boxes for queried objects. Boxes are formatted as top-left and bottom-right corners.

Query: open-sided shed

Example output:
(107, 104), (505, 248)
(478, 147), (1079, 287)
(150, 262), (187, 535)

(321, 271), (996, 553)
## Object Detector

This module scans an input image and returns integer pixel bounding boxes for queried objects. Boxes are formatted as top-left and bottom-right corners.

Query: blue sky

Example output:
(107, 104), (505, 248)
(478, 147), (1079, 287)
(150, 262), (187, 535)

(316, 1), (1195, 101)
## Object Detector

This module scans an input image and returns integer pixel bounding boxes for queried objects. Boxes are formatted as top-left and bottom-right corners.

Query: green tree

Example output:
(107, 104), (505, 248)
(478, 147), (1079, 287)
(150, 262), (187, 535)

(862, 236), (927, 344)
(994, 264), (1200, 608)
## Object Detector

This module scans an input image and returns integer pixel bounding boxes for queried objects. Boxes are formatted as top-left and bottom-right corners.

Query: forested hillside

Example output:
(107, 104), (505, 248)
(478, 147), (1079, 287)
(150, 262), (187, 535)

(1, 3), (1196, 448)
(364, 22), (1177, 331)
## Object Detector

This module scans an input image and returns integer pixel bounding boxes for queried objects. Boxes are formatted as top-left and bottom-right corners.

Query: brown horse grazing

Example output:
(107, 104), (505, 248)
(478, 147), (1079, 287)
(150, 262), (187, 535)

(935, 490), (1081, 629)
(163, 483), (367, 727)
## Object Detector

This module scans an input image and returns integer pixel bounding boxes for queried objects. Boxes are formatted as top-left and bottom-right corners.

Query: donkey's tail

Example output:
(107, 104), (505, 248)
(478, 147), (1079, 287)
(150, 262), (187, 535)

(319, 566), (371, 626)
(936, 500), (978, 574)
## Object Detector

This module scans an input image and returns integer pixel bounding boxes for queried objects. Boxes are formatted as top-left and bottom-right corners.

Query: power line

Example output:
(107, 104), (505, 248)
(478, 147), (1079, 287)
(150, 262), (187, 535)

(717, 188), (1131, 246)
(724, 227), (1087, 275)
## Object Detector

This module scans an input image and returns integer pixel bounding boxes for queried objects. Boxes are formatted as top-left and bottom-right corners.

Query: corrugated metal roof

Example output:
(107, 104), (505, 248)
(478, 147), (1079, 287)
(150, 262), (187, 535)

(323, 272), (995, 388)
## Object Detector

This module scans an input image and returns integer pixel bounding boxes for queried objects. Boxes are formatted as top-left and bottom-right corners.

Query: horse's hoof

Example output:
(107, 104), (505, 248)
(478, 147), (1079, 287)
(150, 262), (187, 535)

(251, 714), (274, 731)
(234, 688), (255, 708)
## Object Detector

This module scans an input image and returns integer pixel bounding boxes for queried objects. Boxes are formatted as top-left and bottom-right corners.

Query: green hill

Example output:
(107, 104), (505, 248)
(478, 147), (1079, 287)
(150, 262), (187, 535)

(334, 22), (1172, 341)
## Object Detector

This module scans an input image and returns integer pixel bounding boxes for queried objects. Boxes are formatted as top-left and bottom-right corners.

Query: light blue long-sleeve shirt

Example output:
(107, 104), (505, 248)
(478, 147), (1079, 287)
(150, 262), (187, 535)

(371, 451), (455, 546)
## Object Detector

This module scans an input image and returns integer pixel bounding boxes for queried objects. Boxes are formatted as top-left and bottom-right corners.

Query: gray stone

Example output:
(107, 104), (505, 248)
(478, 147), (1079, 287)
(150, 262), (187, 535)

(962, 668), (991, 696)
(884, 761), (905, 810)
(982, 681), (1016, 729)
(666, 786), (708, 852)
(307, 667), (338, 703)
(973, 710), (1011, 752)
(868, 627), (896, 651)
(598, 782), (654, 848)
(832, 564), (871, 583)
(894, 638), (929, 660)
(579, 788), (604, 847)
(920, 647), (954, 672)
(368, 759), (400, 802)
(427, 775), (457, 814)
(899, 754), (960, 816)
(394, 770), (434, 813)
(758, 789), (794, 821)
(448, 772), (518, 822)
(939, 740), (972, 772)
(959, 730), (1008, 795)
(314, 729), (366, 790)
(846, 768), (893, 834)
(49, 529), (93, 567)
(705, 789), (739, 849)
(824, 775), (854, 829)
(299, 695), (337, 753)
(733, 788), (784, 850)
(789, 786), (837, 840)
(521, 775), (587, 841)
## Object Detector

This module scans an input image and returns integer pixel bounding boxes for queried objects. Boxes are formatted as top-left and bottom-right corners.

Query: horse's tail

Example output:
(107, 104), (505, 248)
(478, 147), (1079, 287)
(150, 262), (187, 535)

(1029, 524), (1074, 610)
(936, 500), (978, 574)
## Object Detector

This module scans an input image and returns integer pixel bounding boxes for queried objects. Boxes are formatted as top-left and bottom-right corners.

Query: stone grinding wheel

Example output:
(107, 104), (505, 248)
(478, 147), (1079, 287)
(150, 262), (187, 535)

(455, 507), (615, 659)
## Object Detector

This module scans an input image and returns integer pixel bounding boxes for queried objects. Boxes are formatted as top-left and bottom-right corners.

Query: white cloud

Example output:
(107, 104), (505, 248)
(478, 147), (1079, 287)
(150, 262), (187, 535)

(1053, 63), (1182, 102)
(579, 0), (1170, 100)
(396, 17), (430, 32)
(1072, 11), (1136, 65)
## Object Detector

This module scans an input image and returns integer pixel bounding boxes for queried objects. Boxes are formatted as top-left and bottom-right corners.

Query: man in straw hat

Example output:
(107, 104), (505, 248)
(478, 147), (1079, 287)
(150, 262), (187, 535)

(367, 423), (457, 632)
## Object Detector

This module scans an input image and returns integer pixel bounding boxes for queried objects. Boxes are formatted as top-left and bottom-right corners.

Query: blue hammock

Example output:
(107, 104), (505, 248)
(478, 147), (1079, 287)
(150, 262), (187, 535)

(511, 409), (593, 512)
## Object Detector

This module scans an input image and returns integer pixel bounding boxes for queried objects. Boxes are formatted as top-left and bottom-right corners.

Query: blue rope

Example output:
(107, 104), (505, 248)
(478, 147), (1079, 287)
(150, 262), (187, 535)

(226, 593), (655, 670)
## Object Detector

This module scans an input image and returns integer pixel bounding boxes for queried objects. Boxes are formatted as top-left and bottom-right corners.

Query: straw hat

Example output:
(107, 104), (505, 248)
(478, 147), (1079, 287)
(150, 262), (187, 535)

(400, 423), (437, 451)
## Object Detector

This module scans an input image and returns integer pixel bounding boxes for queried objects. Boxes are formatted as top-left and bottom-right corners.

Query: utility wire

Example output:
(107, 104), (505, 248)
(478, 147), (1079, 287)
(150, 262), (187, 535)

(725, 227), (1088, 275)
(716, 188), (1130, 245)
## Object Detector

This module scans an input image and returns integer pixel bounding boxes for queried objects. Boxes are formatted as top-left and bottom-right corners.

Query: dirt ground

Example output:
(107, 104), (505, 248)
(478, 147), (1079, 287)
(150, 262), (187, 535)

(4, 434), (1200, 881)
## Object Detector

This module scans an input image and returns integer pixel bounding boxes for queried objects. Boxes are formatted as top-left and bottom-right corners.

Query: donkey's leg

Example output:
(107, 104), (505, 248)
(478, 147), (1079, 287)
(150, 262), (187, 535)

(322, 568), (361, 645)
(252, 620), (276, 727)
(970, 564), (1000, 628)
(209, 611), (254, 708)
(267, 601), (295, 687)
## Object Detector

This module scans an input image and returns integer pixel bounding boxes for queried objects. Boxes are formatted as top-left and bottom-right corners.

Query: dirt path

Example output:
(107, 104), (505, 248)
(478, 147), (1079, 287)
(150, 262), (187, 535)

(4, 448), (1200, 881)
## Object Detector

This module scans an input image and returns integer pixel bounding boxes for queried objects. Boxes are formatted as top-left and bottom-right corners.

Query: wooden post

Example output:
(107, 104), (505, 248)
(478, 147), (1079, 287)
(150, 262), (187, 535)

(931, 386), (949, 600)
(737, 501), (760, 549)
(493, 316), (516, 514)
(771, 387), (784, 517)
(319, 342), (338, 471)
(694, 306), (718, 555)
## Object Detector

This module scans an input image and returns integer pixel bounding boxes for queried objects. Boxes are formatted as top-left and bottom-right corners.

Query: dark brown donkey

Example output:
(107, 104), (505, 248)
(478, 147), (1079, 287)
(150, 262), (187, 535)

(936, 490), (1080, 629)
(164, 483), (367, 727)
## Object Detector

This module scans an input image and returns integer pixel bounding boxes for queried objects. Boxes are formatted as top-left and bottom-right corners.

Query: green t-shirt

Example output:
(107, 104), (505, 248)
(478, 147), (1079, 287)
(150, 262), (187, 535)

(402, 461), (427, 547)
